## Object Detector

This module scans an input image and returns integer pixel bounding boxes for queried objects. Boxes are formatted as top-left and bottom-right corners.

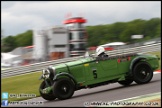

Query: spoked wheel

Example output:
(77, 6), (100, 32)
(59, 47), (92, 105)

(39, 81), (56, 101)
(133, 62), (153, 84)
(53, 78), (75, 100)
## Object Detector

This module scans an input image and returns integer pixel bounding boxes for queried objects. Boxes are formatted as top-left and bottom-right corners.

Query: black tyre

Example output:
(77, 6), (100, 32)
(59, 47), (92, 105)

(118, 78), (133, 86)
(53, 78), (75, 100)
(133, 62), (153, 84)
(39, 81), (56, 101)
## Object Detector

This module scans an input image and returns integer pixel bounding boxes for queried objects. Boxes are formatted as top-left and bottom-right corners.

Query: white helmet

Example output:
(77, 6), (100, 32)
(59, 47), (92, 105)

(96, 46), (105, 56)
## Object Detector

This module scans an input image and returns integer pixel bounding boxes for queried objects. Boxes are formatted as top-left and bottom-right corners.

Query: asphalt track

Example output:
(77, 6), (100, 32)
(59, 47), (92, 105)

(9, 72), (161, 107)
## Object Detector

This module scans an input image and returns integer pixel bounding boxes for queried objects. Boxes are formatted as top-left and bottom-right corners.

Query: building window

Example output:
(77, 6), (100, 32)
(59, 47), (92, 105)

(54, 45), (66, 48)
(79, 31), (85, 39)
(69, 31), (85, 40)
(53, 31), (66, 34)
(78, 24), (83, 28)
(70, 43), (86, 51)
(69, 32), (72, 40)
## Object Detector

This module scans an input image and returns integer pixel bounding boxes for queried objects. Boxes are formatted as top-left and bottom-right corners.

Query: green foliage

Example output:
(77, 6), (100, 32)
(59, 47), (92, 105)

(15, 30), (33, 47)
(1, 30), (33, 52)
(1, 17), (161, 52)
(1, 36), (17, 52)
(86, 17), (161, 46)
(155, 24), (161, 37)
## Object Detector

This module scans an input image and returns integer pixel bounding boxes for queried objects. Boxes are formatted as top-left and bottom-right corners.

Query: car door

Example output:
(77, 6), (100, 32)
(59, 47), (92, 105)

(97, 57), (118, 77)
(82, 57), (98, 81)
(82, 57), (115, 82)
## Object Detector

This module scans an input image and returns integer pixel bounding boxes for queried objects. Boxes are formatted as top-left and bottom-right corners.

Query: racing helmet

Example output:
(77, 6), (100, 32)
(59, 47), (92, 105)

(96, 46), (105, 56)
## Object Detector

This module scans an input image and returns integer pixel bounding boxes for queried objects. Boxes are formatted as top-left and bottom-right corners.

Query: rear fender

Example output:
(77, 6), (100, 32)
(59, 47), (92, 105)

(129, 57), (147, 76)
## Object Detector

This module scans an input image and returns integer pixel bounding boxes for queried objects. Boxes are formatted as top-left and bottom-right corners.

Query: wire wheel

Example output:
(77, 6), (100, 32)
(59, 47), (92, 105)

(39, 81), (56, 100)
(53, 78), (75, 100)
(133, 62), (153, 84)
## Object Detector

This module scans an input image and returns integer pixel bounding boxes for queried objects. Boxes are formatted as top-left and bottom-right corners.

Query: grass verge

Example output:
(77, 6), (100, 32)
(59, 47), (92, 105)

(1, 72), (42, 101)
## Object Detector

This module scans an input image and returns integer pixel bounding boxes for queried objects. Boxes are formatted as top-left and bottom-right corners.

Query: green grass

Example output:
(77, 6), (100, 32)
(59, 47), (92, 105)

(1, 72), (42, 101)
(1, 51), (161, 101)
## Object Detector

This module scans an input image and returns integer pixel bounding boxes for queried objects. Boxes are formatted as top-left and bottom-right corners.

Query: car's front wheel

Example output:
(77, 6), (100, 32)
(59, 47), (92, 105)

(133, 62), (153, 84)
(118, 78), (133, 86)
(53, 78), (75, 100)
(39, 81), (56, 101)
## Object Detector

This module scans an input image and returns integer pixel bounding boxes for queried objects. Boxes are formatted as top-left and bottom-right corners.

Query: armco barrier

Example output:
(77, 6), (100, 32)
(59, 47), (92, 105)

(1, 43), (161, 78)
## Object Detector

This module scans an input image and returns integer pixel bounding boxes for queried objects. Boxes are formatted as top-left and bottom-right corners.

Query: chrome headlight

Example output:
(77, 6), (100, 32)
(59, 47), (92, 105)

(48, 65), (56, 78)
(42, 69), (50, 79)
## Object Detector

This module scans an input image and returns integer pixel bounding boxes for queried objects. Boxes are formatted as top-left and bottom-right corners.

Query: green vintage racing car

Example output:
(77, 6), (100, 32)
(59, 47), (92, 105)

(38, 47), (159, 100)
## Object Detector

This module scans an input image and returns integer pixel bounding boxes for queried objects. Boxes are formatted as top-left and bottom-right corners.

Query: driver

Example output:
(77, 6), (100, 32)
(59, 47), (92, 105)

(96, 46), (108, 60)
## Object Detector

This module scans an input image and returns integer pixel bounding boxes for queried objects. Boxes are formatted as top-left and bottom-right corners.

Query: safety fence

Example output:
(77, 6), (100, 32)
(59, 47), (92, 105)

(1, 43), (161, 78)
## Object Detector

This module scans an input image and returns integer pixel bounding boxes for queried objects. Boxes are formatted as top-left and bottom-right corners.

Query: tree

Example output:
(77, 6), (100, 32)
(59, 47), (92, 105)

(155, 24), (161, 37)
(1, 30), (33, 52)
(1, 17), (161, 52)
(1, 36), (17, 52)
(15, 30), (33, 47)
(86, 17), (161, 46)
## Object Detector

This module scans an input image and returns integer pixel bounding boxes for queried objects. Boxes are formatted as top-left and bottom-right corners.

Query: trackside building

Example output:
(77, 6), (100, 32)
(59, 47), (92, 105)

(33, 17), (88, 61)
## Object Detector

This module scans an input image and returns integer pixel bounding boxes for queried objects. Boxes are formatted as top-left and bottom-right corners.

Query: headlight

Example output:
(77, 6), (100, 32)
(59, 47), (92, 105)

(42, 66), (55, 79)
(42, 69), (50, 79)
(48, 66), (56, 78)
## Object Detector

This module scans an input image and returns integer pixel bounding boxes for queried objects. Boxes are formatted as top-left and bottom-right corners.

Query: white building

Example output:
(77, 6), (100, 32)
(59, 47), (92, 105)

(33, 17), (88, 60)
(47, 27), (69, 59)
(63, 17), (87, 56)
(33, 29), (48, 61)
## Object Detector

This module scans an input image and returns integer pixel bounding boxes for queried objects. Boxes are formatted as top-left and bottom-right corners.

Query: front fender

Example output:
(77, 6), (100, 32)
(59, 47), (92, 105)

(53, 72), (78, 88)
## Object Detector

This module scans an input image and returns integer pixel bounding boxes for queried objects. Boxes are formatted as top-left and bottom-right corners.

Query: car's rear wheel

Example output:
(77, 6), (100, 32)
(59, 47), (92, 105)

(53, 78), (75, 100)
(118, 78), (133, 86)
(133, 62), (153, 84)
(39, 81), (56, 101)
